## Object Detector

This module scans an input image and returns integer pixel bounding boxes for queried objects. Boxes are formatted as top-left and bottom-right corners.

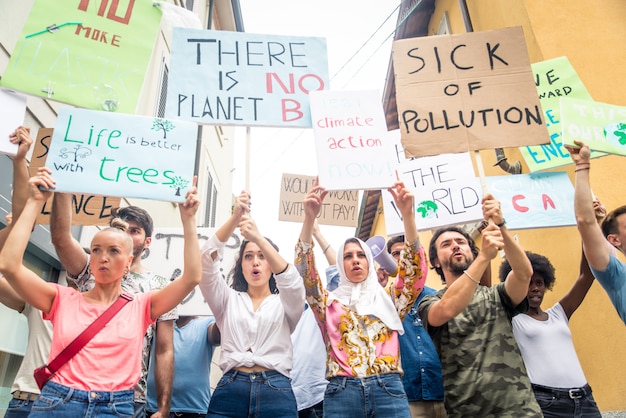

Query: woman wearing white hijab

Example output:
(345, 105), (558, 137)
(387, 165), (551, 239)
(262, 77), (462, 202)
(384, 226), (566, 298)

(295, 180), (428, 418)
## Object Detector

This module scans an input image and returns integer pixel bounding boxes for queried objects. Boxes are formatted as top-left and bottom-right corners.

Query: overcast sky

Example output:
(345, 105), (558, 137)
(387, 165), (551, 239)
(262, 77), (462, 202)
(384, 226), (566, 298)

(232, 0), (400, 263)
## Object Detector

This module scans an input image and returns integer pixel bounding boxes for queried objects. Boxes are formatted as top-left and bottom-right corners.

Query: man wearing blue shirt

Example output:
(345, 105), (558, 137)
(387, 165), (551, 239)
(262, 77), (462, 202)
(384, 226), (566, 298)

(146, 316), (220, 417)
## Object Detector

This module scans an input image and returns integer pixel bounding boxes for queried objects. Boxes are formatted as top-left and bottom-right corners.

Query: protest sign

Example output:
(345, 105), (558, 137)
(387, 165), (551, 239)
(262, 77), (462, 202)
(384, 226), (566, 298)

(485, 172), (575, 230)
(0, 90), (27, 156)
(310, 90), (397, 190)
(141, 227), (242, 315)
(165, 27), (329, 127)
(520, 56), (604, 171)
(279, 173), (359, 227)
(382, 136), (483, 234)
(48, 108), (198, 202)
(392, 27), (550, 157)
(0, 0), (161, 113)
(29, 128), (120, 225)
(561, 97), (626, 156)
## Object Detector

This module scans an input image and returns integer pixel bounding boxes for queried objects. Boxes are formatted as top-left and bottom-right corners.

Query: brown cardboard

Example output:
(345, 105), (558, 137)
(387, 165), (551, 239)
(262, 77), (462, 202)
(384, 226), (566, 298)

(278, 173), (358, 227)
(30, 128), (120, 225)
(392, 27), (550, 157)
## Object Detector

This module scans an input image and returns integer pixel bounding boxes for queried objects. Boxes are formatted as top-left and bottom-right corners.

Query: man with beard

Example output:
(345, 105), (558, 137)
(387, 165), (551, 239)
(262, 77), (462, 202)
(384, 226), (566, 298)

(51, 198), (175, 418)
(418, 194), (542, 418)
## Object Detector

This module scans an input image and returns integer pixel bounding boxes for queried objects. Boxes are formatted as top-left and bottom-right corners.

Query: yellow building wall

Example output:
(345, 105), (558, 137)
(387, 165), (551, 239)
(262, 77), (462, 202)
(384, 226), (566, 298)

(375, 0), (626, 411)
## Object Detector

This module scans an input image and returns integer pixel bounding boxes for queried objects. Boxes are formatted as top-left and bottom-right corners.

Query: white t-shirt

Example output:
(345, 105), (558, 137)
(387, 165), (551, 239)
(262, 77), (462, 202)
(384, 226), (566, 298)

(11, 304), (53, 393)
(512, 303), (588, 388)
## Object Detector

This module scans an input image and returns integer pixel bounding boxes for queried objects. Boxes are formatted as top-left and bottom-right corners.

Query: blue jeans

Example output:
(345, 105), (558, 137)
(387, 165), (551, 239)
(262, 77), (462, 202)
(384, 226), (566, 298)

(298, 400), (323, 418)
(207, 370), (297, 418)
(324, 374), (410, 418)
(532, 384), (602, 418)
(5, 396), (37, 418)
(28, 380), (134, 417)
(134, 401), (146, 418)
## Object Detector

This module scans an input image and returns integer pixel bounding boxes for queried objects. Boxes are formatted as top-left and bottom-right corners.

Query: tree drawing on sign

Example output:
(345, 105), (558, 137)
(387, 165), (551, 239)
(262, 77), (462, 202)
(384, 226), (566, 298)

(152, 119), (175, 139)
(59, 145), (92, 162)
(170, 176), (190, 196)
(416, 200), (438, 219)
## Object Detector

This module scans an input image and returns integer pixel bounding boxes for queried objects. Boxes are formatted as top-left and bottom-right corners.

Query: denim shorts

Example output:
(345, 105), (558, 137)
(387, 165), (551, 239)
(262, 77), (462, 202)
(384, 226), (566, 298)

(28, 380), (134, 417)
(207, 370), (297, 418)
(323, 373), (410, 418)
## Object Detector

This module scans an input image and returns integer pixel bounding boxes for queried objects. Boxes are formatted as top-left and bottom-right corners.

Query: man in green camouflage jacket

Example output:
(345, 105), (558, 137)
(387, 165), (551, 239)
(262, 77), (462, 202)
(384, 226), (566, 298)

(418, 194), (542, 418)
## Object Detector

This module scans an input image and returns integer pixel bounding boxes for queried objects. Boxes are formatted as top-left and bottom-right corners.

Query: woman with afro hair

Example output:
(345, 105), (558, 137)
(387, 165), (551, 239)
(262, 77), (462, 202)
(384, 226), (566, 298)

(499, 250), (601, 417)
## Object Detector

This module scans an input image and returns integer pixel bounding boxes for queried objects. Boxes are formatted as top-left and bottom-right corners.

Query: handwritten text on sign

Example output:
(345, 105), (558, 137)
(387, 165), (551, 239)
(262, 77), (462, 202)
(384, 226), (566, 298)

(165, 28), (329, 128)
(382, 137), (482, 234)
(560, 97), (626, 156)
(29, 128), (119, 225)
(392, 27), (549, 157)
(142, 228), (243, 316)
(279, 173), (359, 227)
(48, 108), (198, 202)
(0, 0), (161, 113)
(310, 90), (397, 191)
(520, 56), (603, 172)
(484, 172), (575, 230)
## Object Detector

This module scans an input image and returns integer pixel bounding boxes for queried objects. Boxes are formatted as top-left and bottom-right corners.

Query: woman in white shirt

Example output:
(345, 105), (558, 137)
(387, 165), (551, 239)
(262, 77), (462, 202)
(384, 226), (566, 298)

(200, 191), (305, 418)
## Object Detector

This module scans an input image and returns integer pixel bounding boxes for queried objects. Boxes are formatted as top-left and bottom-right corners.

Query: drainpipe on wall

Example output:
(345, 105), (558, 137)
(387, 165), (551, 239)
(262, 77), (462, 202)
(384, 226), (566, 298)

(458, 0), (522, 175)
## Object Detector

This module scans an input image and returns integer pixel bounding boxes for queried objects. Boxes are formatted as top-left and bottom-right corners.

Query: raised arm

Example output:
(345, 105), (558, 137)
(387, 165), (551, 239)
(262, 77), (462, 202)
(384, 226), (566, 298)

(559, 199), (606, 319)
(388, 180), (419, 247)
(388, 180), (427, 317)
(559, 250), (595, 319)
(0, 127), (34, 312)
(207, 191), (249, 261)
(567, 141), (612, 271)
(425, 227), (500, 327)
(484, 193), (533, 305)
(8, 126), (33, 223)
(239, 215), (288, 275)
(50, 192), (89, 276)
(151, 177), (201, 319)
(0, 169), (57, 313)
(299, 183), (327, 246)
(312, 218), (336, 266)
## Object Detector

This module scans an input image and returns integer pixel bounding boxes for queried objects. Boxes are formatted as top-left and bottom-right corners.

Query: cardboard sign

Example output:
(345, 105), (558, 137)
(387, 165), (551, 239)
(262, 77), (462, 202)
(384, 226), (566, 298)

(29, 128), (120, 225)
(0, 90), (27, 156)
(392, 27), (550, 157)
(485, 172), (575, 230)
(47, 108), (198, 202)
(165, 27), (329, 127)
(0, 0), (162, 113)
(310, 90), (397, 190)
(142, 227), (243, 316)
(382, 138), (483, 234)
(278, 173), (359, 227)
(561, 97), (626, 156)
(520, 56), (604, 171)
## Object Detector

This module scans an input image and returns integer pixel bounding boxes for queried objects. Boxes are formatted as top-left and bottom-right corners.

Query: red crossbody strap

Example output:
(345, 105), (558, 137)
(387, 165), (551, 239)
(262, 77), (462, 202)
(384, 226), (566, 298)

(47, 293), (134, 373)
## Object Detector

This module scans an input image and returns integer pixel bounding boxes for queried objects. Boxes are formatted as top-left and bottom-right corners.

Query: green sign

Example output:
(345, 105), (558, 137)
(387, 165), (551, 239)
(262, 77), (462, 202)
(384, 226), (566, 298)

(561, 97), (626, 156)
(520, 56), (602, 171)
(1, 0), (162, 113)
